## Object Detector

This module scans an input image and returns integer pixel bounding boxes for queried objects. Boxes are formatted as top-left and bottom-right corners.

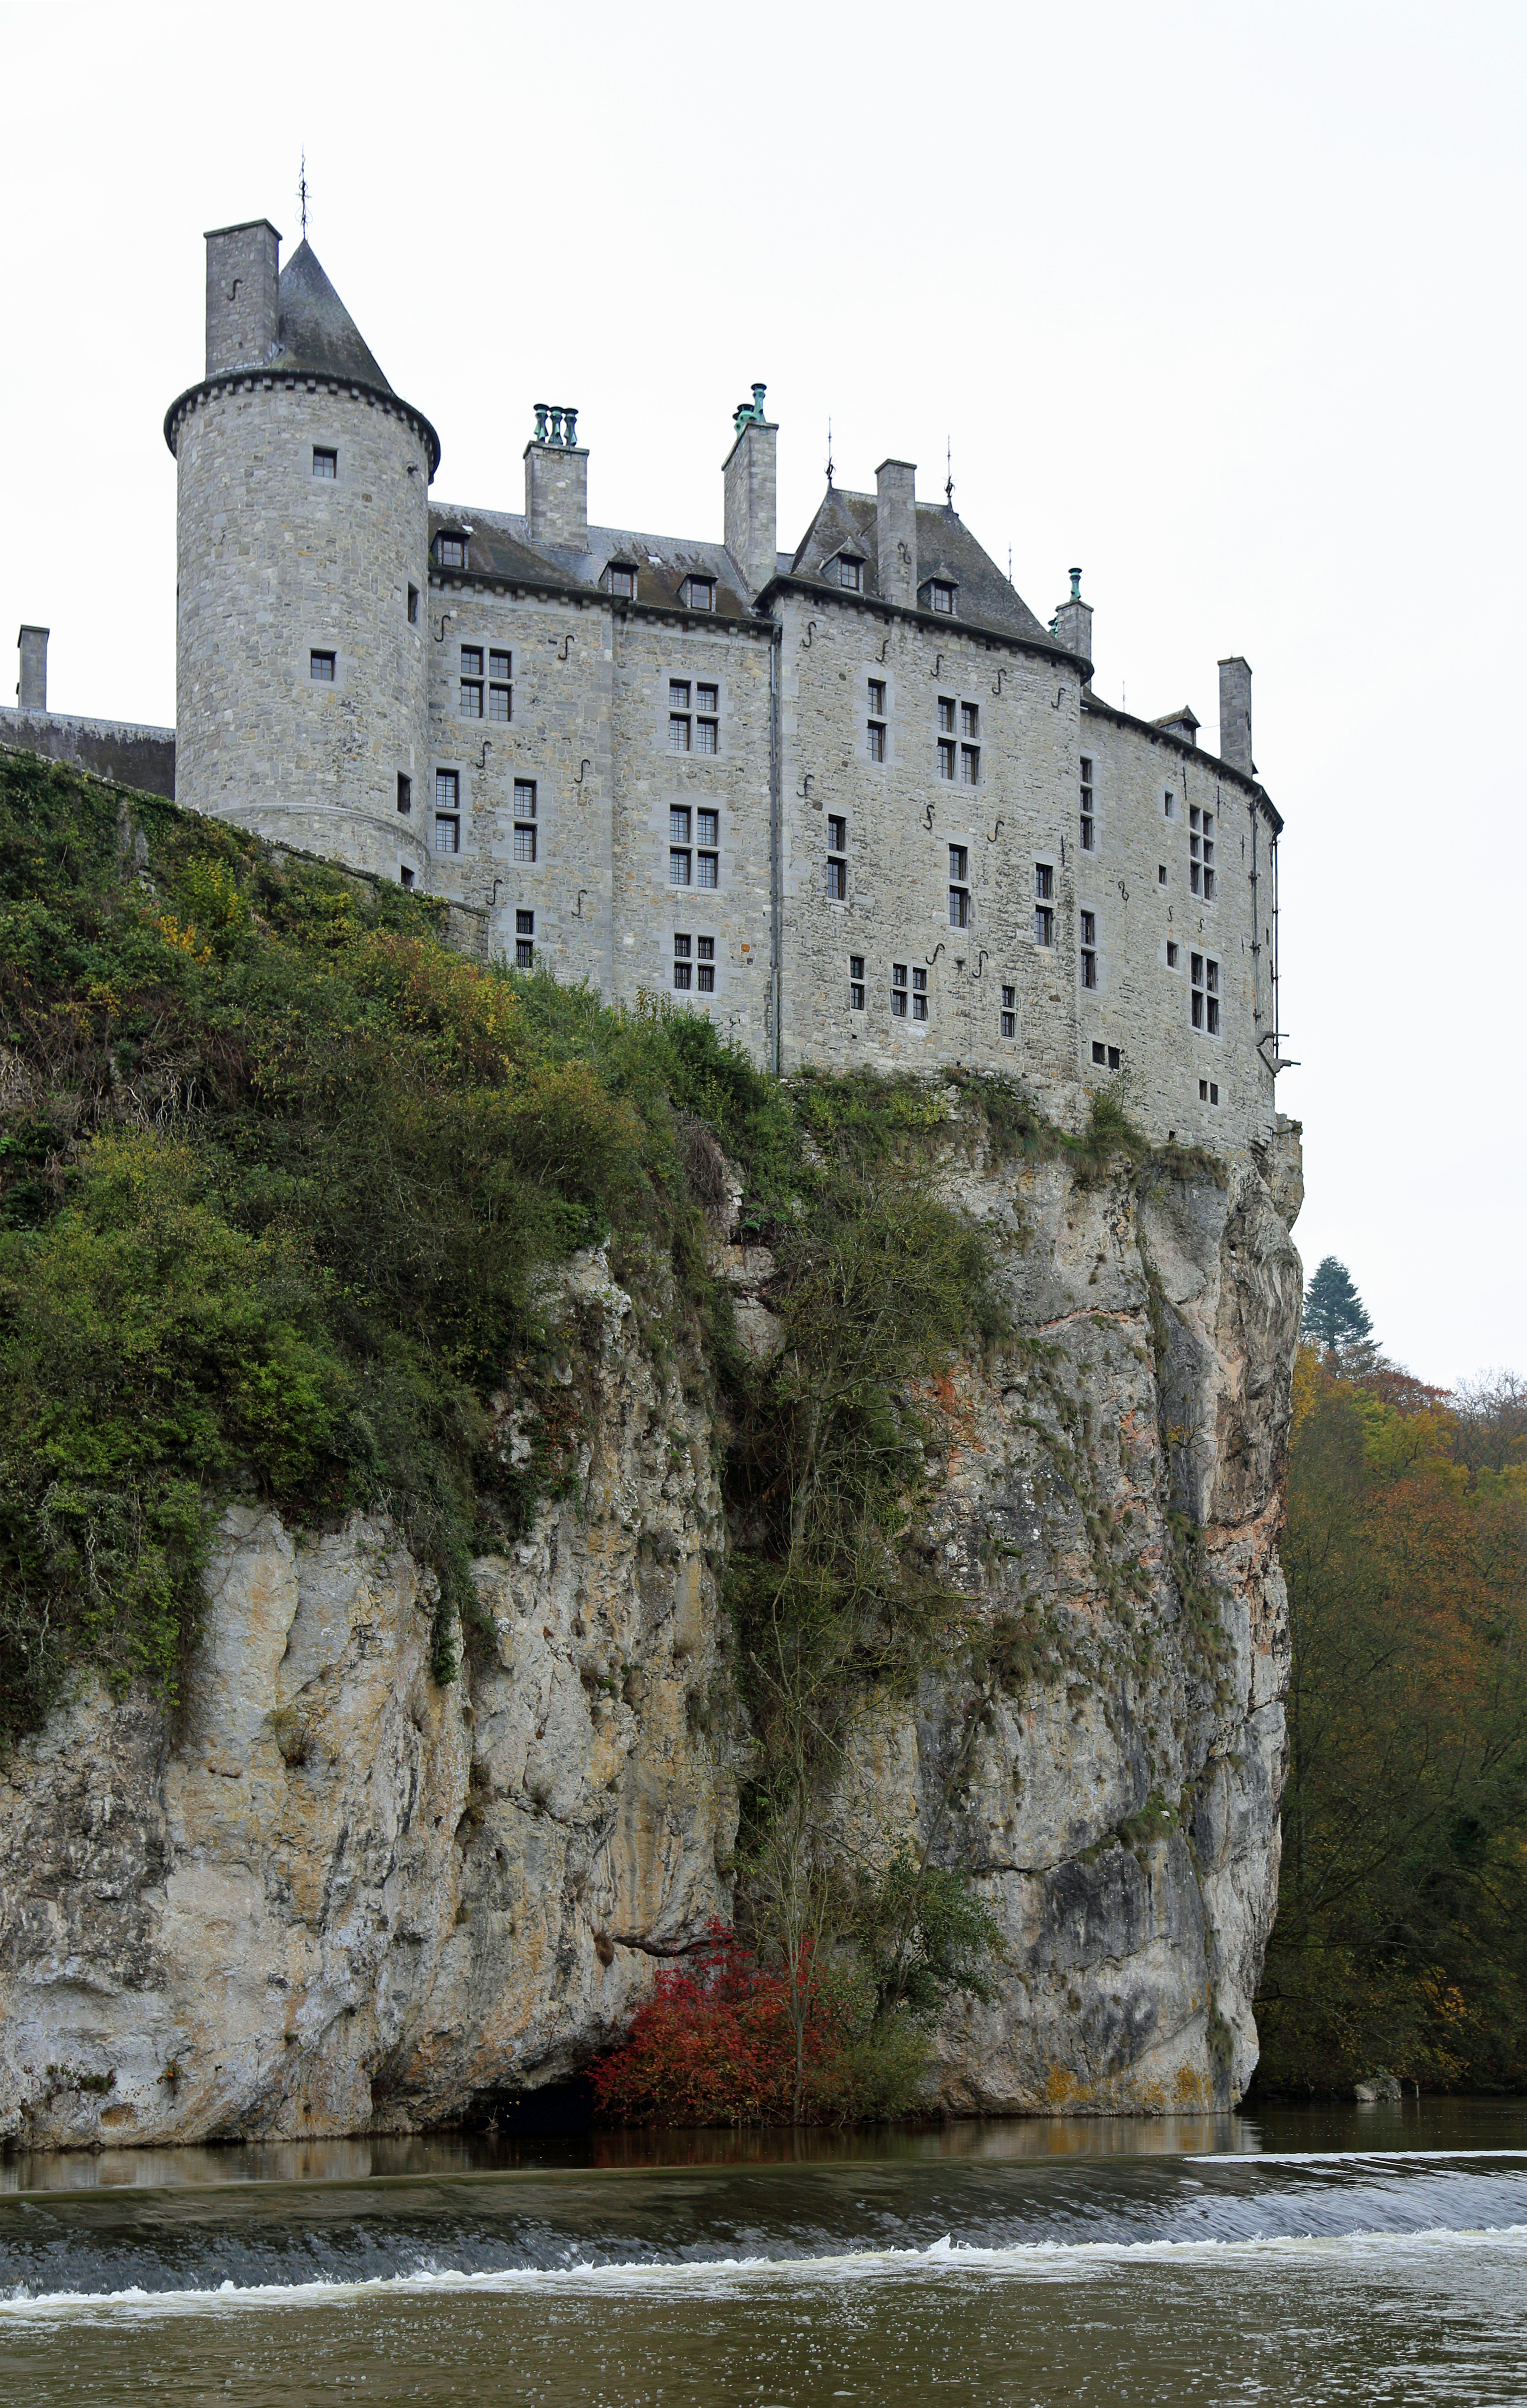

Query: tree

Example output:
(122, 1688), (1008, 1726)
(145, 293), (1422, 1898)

(1303, 1256), (1375, 1356)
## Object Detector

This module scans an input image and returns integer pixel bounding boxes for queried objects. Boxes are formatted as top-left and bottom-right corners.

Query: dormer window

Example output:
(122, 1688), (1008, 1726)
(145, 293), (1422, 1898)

(681, 575), (716, 612)
(436, 533), (467, 569)
(835, 554), (864, 592)
(930, 581), (956, 615)
(605, 562), (638, 600)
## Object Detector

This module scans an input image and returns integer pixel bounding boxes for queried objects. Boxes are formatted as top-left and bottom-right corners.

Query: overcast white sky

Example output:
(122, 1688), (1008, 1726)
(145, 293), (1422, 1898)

(2, 0), (1522, 1386)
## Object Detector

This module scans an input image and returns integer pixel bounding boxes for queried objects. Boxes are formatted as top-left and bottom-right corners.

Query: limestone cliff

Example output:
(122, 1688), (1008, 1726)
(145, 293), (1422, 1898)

(0, 1121), (1302, 2145)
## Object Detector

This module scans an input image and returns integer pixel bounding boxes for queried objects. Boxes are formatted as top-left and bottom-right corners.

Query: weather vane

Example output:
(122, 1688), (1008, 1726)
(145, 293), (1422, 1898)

(945, 436), (955, 511)
(825, 417), (834, 490)
(299, 149), (309, 240)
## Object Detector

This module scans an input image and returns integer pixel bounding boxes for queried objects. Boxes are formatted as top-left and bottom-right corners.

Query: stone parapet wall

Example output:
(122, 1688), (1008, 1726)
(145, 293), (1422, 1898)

(0, 712), (176, 800)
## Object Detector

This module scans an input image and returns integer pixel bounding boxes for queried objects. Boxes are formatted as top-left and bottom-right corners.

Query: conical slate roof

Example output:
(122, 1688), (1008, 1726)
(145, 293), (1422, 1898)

(268, 241), (393, 389)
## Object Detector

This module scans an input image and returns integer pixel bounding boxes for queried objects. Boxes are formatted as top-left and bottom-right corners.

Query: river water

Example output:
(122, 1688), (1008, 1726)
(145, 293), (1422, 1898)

(2, 2097), (1525, 2404)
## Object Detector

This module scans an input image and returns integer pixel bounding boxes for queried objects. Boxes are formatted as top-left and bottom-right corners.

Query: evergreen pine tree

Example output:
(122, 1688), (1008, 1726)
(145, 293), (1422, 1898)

(1302, 1257), (1375, 1354)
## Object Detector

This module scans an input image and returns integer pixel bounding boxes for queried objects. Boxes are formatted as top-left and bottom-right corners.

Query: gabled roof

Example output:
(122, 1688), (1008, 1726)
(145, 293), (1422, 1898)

(785, 488), (1059, 652)
(427, 507), (761, 624)
(267, 241), (394, 389)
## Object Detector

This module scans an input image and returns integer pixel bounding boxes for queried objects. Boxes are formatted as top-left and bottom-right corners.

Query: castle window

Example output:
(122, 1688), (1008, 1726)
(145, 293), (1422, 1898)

(1158, 863), (1167, 884)
(407, 584), (420, 625)
(673, 931), (692, 989)
(400, 865), (415, 890)
(436, 768), (459, 809)
(607, 563), (637, 599)
(514, 779), (536, 863)
(516, 908), (535, 970)
(670, 804), (692, 885)
(1081, 756), (1095, 852)
(1167, 939), (1180, 968)
(1000, 985), (1016, 1039)
(1035, 862), (1054, 946)
(312, 447), (336, 479)
(868, 678), (887, 762)
(1080, 909), (1097, 989)
(1191, 952), (1220, 1034)
(1190, 805), (1216, 899)
(1093, 1040), (1121, 1070)
(310, 650), (335, 681)
(891, 962), (909, 1018)
(960, 703), (979, 739)
(669, 680), (691, 751)
(960, 744), (980, 785)
(868, 717), (886, 762)
(869, 679), (886, 715)
(1162, 788), (1176, 819)
(931, 582), (955, 614)
(435, 813), (460, 854)
(698, 808), (719, 889)
(1092, 1041), (1106, 1064)
(937, 741), (956, 780)
(436, 534), (467, 569)
(826, 815), (847, 902)
(681, 576), (715, 612)
(937, 696), (955, 732)
(397, 772), (412, 815)
(850, 954), (866, 1011)
(837, 554), (864, 591)
(460, 645), (484, 717)
(948, 845), (969, 928)
(912, 965), (929, 1020)
(1199, 1078), (1220, 1105)
(697, 934), (715, 991)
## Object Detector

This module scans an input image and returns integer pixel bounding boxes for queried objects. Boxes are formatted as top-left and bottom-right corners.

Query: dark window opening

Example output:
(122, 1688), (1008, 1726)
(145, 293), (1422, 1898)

(837, 554), (864, 591)
(1000, 983), (1016, 1039)
(1080, 754), (1095, 851)
(931, 581), (955, 614)
(435, 816), (460, 855)
(1190, 803), (1216, 900)
(912, 965), (928, 1021)
(1080, 907), (1097, 989)
(407, 584), (420, 625)
(949, 843), (969, 929)
(310, 650), (335, 681)
(514, 779), (537, 864)
(312, 447), (336, 479)
(516, 908), (535, 969)
(891, 962), (908, 1018)
(436, 534), (467, 569)
(850, 954), (866, 1011)
(400, 865), (415, 890)
(608, 564), (636, 599)
(397, 772), (412, 815)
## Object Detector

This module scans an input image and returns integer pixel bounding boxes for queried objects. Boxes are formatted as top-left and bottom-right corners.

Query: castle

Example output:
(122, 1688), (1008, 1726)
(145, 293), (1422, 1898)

(14, 216), (1287, 1149)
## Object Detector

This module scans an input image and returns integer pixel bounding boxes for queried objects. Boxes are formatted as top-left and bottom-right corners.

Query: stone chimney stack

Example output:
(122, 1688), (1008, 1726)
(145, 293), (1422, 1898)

(1053, 567), (1093, 671)
(204, 219), (281, 377)
(1218, 656), (1253, 773)
(723, 385), (777, 594)
(16, 624), (49, 711)
(875, 460), (918, 607)
(524, 407), (589, 548)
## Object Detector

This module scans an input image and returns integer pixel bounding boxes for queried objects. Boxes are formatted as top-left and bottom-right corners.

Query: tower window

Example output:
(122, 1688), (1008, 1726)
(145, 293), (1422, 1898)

(891, 962), (909, 1018)
(912, 965), (928, 1021)
(1189, 805), (1216, 899)
(673, 933), (715, 991)
(1191, 952), (1220, 1034)
(1080, 755), (1095, 852)
(1035, 862), (1054, 946)
(868, 718), (886, 762)
(669, 804), (692, 885)
(937, 696), (955, 732)
(310, 650), (336, 681)
(435, 814), (460, 854)
(490, 650), (512, 721)
(960, 703), (979, 738)
(1158, 863), (1167, 884)
(1092, 1040), (1122, 1070)
(407, 584), (420, 625)
(948, 845), (969, 928)
(1199, 1078), (1220, 1105)
(1080, 908), (1097, 989)
(1000, 984), (1016, 1039)
(399, 865), (415, 890)
(514, 779), (536, 863)
(960, 744), (979, 785)
(698, 808), (719, 888)
(436, 768), (459, 809)
(868, 678), (887, 762)
(938, 740), (956, 780)
(397, 772), (412, 815)
(312, 447), (336, 479)
(1166, 939), (1180, 968)
(826, 815), (847, 901)
(836, 554), (864, 591)
(669, 680), (691, 751)
(460, 644), (484, 717)
(516, 907), (535, 969)
(849, 954), (866, 1011)
(930, 581), (955, 614)
(1162, 788), (1176, 819)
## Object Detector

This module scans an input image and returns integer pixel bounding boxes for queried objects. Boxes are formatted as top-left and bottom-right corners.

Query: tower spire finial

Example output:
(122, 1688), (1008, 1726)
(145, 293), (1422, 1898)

(299, 149), (309, 240)
(825, 416), (834, 489)
(945, 435), (954, 511)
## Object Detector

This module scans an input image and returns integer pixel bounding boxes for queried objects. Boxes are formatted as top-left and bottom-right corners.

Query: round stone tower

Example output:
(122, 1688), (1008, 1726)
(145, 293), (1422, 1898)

(164, 220), (440, 883)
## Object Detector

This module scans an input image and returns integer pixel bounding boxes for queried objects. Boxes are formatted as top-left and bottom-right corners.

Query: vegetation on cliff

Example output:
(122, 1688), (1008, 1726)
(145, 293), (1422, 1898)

(1255, 1339), (1527, 2093)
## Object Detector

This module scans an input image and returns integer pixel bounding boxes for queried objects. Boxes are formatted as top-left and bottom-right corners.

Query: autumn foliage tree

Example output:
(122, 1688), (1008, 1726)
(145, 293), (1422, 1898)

(1254, 1345), (1527, 2091)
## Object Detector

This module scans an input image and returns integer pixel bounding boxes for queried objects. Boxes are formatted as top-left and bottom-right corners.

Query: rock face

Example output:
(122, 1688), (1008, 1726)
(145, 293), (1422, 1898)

(0, 1121), (1302, 2144)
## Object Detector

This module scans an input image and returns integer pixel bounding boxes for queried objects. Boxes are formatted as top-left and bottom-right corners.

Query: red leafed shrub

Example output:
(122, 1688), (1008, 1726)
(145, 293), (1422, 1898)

(590, 1922), (850, 2125)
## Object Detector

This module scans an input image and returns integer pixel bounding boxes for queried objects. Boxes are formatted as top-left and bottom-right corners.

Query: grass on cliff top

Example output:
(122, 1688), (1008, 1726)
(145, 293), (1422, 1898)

(0, 749), (1207, 1750)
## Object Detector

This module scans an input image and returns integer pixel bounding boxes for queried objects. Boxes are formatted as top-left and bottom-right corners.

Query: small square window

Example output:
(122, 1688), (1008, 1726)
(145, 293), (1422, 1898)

(697, 684), (718, 713)
(397, 772), (412, 815)
(435, 815), (460, 854)
(407, 585), (420, 625)
(489, 684), (512, 722)
(312, 447), (336, 479)
(698, 852), (718, 889)
(698, 811), (718, 846)
(437, 535), (466, 569)
(513, 824), (536, 862)
(436, 768), (459, 809)
(490, 651), (511, 679)
(868, 720), (886, 761)
(310, 650), (336, 681)
(670, 850), (692, 886)
(400, 865), (415, 889)
(1092, 1041), (1107, 1065)
(514, 780), (536, 820)
(696, 718), (717, 754)
(849, 954), (866, 1011)
(670, 807), (691, 842)
(931, 582), (955, 614)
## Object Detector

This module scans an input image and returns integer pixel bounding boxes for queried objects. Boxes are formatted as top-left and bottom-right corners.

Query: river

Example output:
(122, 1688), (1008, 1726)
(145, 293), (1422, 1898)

(2, 2097), (1524, 2403)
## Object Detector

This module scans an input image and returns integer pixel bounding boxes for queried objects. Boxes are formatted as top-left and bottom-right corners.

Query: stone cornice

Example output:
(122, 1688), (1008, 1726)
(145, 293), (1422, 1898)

(753, 572), (1093, 681)
(1081, 688), (1278, 827)
(164, 370), (442, 478)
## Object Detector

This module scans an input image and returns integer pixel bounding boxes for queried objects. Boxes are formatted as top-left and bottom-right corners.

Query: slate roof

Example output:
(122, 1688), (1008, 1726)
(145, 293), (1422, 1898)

(785, 488), (1061, 653)
(267, 241), (395, 389)
(428, 505), (760, 624)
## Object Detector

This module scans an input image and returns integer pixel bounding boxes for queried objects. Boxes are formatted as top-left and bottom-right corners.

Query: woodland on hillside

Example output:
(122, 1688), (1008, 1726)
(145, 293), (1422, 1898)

(1254, 1280), (1527, 2094)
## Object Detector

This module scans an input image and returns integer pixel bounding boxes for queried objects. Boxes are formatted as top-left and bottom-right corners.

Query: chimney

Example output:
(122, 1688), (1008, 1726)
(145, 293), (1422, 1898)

(204, 219), (281, 377)
(875, 460), (918, 606)
(1052, 567), (1093, 672)
(1218, 656), (1253, 773)
(723, 385), (777, 594)
(17, 624), (49, 712)
(524, 407), (588, 548)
